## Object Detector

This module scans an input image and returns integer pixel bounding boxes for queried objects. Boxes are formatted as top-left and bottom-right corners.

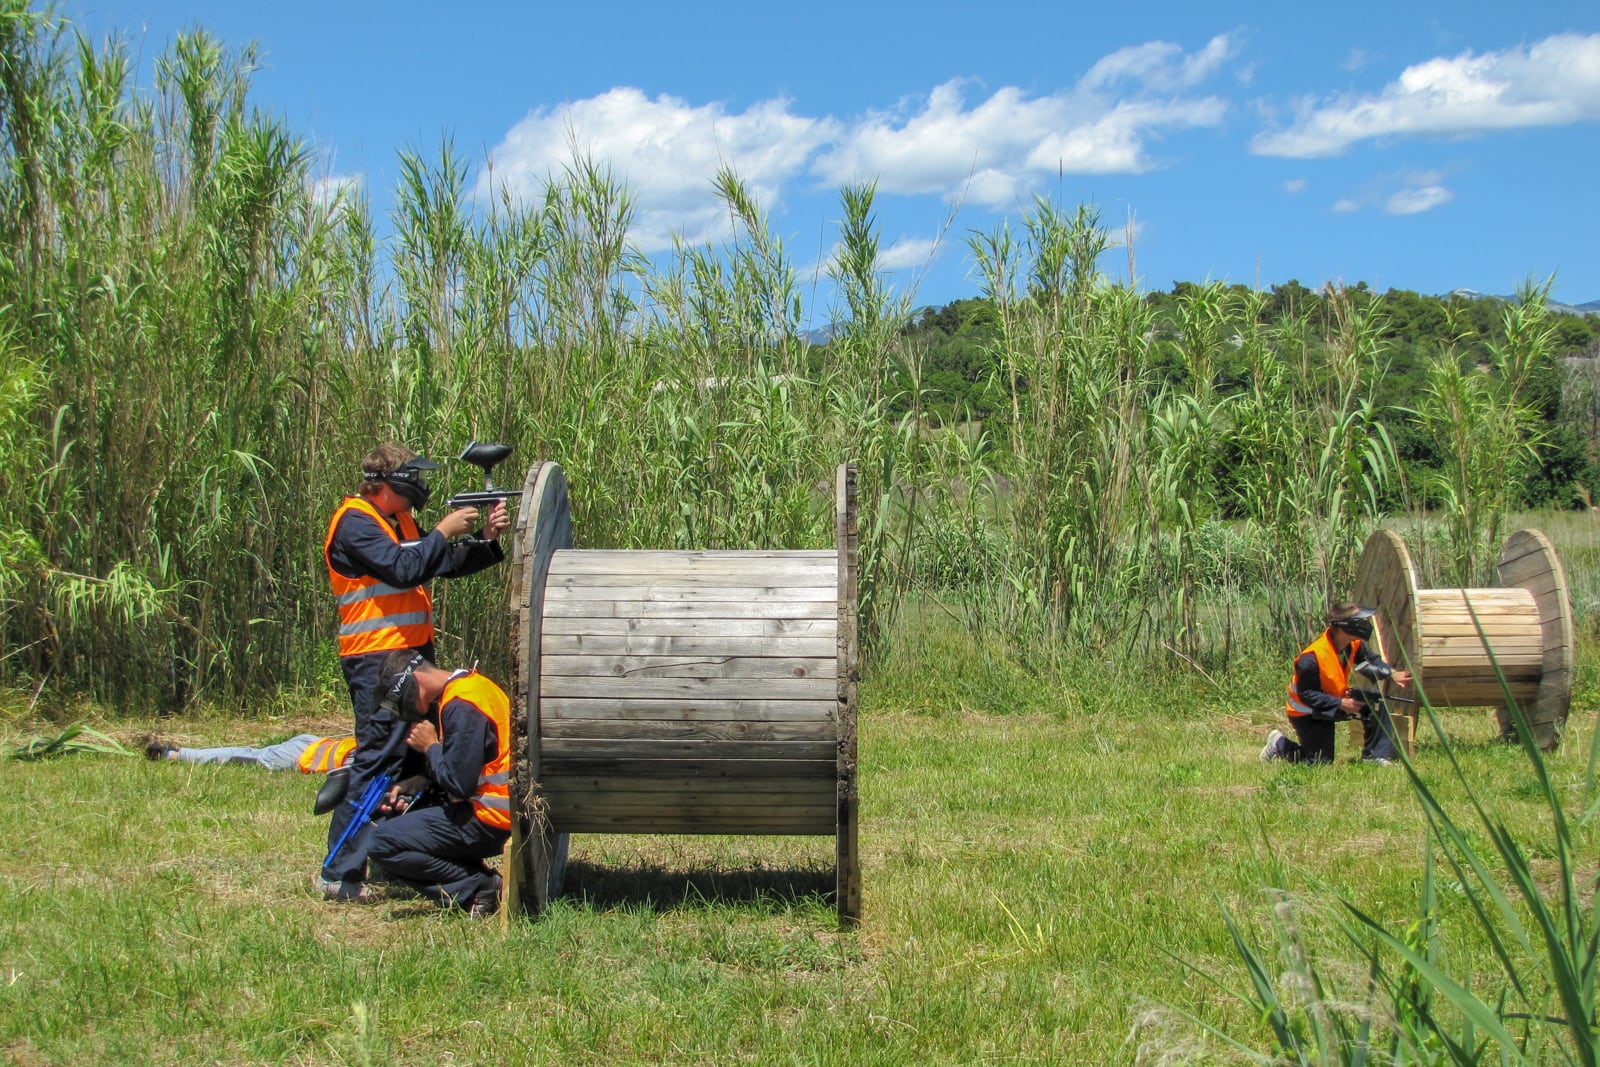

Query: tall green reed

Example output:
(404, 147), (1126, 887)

(0, 2), (1540, 709)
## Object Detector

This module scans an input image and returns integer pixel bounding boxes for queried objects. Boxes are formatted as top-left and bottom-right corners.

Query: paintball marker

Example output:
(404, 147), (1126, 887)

(446, 441), (521, 511)
(1347, 661), (1416, 716)
(320, 722), (408, 868)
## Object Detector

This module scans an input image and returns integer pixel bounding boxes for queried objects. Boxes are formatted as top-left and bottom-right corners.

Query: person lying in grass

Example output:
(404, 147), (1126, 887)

(1261, 602), (1413, 765)
(143, 733), (354, 772)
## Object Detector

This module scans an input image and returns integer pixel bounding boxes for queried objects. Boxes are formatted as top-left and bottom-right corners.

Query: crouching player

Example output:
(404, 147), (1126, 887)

(367, 650), (511, 917)
(1262, 603), (1413, 765)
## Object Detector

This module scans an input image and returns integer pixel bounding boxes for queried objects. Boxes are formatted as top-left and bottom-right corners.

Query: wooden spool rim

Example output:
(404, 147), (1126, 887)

(1352, 529), (1423, 752)
(507, 461), (572, 916)
(1497, 528), (1574, 746)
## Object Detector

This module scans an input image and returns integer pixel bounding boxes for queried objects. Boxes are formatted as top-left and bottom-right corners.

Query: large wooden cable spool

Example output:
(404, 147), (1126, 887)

(505, 462), (861, 926)
(1351, 527), (1574, 752)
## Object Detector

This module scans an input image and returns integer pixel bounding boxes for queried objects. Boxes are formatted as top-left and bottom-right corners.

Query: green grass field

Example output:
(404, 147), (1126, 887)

(2, 672), (1593, 1065)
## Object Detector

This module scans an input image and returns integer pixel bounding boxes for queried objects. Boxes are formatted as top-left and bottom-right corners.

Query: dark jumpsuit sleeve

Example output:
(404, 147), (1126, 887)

(328, 510), (504, 585)
(421, 697), (498, 801)
(1293, 651), (1346, 719)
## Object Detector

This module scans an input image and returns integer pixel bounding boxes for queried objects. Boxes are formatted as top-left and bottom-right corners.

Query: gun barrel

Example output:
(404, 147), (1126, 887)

(446, 489), (522, 510)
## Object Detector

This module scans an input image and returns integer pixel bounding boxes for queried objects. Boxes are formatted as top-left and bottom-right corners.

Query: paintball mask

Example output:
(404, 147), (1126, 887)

(1331, 606), (1377, 640)
(364, 456), (439, 509)
(378, 652), (428, 722)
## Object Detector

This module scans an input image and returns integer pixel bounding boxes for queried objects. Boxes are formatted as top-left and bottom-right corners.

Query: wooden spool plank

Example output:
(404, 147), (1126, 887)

(542, 792), (834, 815)
(549, 549), (834, 571)
(546, 564), (836, 587)
(542, 718), (838, 741)
(542, 598), (838, 620)
(1498, 529), (1575, 750)
(547, 802), (836, 822)
(1416, 621), (1542, 638)
(541, 616), (836, 638)
(540, 654), (837, 679)
(541, 697), (837, 721)
(541, 634), (839, 657)
(541, 738), (839, 761)
(544, 582), (837, 603)
(542, 676), (837, 700)
(1425, 681), (1541, 705)
(539, 757), (839, 779)
(507, 461), (573, 916)
(552, 814), (835, 835)
(543, 775), (839, 796)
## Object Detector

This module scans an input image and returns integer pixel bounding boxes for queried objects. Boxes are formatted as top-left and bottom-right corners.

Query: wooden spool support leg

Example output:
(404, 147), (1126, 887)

(835, 463), (861, 929)
(1353, 529), (1423, 756)
(1497, 529), (1575, 751)
(507, 461), (573, 916)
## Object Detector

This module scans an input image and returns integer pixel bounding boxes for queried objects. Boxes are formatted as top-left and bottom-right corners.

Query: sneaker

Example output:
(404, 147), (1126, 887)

(315, 874), (374, 903)
(142, 734), (176, 761)
(1259, 729), (1286, 762)
(1364, 757), (1396, 766)
(466, 873), (502, 919)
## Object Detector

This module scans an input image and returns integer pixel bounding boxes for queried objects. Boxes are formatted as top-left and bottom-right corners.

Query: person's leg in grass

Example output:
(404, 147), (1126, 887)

(368, 801), (506, 915)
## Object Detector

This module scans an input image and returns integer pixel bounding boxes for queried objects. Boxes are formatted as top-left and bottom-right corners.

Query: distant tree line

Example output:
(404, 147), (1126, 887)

(876, 283), (1600, 511)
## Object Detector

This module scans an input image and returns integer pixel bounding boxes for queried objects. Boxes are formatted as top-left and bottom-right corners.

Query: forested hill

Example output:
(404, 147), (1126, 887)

(880, 282), (1600, 511)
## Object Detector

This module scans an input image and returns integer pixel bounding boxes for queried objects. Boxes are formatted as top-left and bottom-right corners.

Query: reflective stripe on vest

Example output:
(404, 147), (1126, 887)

(324, 497), (434, 657)
(296, 736), (357, 774)
(437, 671), (513, 831)
(1286, 632), (1361, 718)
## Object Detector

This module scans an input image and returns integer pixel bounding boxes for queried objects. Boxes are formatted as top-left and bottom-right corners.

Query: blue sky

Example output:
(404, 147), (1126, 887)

(78, 1), (1600, 312)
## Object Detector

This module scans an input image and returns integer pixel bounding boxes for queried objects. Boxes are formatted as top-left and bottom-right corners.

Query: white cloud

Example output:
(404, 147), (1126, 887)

(1284, 177), (1307, 193)
(310, 172), (363, 208)
(475, 35), (1241, 249)
(1385, 184), (1453, 214)
(878, 236), (940, 272)
(1253, 32), (1600, 157)
(816, 36), (1236, 207)
(1329, 169), (1455, 215)
(476, 88), (838, 251)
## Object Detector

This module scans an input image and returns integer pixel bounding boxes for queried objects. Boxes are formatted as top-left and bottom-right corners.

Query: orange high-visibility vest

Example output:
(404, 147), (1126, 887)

(296, 736), (357, 773)
(324, 497), (434, 658)
(437, 670), (512, 831)
(1286, 631), (1362, 718)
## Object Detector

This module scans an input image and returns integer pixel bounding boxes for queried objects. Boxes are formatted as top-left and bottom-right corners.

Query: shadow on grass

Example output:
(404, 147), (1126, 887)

(556, 859), (834, 914)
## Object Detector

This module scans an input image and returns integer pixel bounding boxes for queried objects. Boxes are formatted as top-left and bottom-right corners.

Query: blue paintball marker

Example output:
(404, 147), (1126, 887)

(321, 651), (427, 868)
(321, 723), (409, 868)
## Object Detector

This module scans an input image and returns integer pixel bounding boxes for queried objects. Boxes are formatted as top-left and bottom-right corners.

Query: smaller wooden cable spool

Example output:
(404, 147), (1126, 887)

(1351, 528), (1574, 752)
(505, 461), (861, 926)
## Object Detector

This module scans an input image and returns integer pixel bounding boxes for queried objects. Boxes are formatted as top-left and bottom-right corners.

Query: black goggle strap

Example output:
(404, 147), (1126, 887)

(379, 652), (426, 718)
(360, 456), (438, 486)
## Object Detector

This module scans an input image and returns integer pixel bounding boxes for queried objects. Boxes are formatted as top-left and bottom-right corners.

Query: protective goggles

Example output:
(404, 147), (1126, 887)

(363, 456), (439, 508)
(1331, 606), (1377, 640)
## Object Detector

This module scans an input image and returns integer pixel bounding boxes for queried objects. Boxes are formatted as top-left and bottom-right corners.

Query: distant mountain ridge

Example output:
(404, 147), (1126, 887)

(1449, 288), (1600, 317)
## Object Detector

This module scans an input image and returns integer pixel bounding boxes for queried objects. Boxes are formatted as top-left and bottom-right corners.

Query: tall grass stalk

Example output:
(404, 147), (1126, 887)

(0, 2), (1528, 708)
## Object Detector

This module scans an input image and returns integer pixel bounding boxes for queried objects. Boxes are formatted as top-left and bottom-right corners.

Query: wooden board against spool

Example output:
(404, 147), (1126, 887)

(836, 463), (861, 928)
(1352, 528), (1422, 752)
(507, 462), (572, 916)
(1497, 529), (1575, 749)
